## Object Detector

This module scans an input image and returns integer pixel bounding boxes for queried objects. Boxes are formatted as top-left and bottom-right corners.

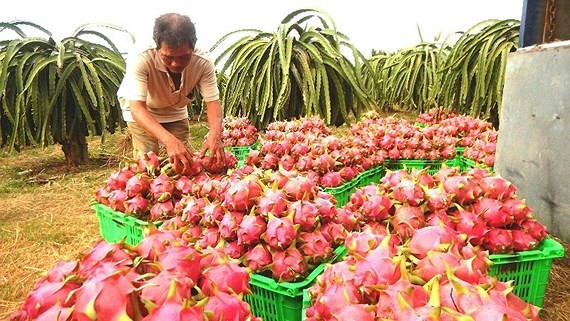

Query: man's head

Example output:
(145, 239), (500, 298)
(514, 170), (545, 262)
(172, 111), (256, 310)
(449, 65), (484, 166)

(153, 13), (197, 74)
(153, 12), (197, 49)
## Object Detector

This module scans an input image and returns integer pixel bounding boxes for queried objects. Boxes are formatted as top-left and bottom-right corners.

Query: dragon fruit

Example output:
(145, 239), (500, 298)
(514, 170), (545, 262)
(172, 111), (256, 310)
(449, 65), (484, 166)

(264, 213), (298, 250)
(150, 173), (175, 202)
(236, 214), (267, 246)
(243, 243), (273, 272)
(140, 272), (195, 306)
(391, 204), (425, 238)
(271, 247), (307, 282)
(198, 260), (251, 296)
(222, 175), (262, 212)
(297, 230), (333, 264)
(73, 271), (139, 321)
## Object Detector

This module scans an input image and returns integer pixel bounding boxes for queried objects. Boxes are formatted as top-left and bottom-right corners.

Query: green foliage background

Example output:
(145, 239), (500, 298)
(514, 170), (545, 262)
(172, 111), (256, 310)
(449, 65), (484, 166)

(0, 11), (520, 159)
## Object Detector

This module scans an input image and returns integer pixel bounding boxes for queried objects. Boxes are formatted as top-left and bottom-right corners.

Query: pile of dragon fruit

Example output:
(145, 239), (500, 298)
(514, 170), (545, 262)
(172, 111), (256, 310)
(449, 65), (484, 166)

(348, 115), (460, 161)
(244, 113), (498, 190)
(94, 151), (238, 221)
(245, 117), (370, 188)
(221, 116), (259, 147)
(96, 152), (352, 282)
(158, 165), (351, 282)
(415, 108), (497, 165)
(340, 165), (547, 254)
(305, 226), (541, 320)
(10, 229), (260, 321)
(462, 129), (497, 167)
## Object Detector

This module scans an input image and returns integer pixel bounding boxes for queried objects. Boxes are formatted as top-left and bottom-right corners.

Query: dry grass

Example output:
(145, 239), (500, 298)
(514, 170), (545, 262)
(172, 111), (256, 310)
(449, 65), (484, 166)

(0, 121), (569, 320)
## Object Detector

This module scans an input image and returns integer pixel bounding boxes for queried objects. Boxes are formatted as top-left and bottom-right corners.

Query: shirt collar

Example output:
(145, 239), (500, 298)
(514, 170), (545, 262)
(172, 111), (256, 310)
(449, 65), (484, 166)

(151, 48), (169, 73)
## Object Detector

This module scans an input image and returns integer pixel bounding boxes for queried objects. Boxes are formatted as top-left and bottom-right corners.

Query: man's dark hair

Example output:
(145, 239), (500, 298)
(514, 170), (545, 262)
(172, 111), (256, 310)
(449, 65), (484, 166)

(153, 13), (197, 49)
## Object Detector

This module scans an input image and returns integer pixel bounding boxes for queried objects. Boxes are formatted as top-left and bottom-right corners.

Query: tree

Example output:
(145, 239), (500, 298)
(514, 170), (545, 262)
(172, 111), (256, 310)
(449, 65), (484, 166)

(438, 19), (520, 127)
(211, 8), (374, 128)
(0, 20), (132, 165)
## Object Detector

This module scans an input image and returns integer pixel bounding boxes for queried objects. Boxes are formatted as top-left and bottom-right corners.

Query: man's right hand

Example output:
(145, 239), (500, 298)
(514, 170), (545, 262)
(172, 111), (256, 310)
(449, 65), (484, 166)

(164, 136), (194, 174)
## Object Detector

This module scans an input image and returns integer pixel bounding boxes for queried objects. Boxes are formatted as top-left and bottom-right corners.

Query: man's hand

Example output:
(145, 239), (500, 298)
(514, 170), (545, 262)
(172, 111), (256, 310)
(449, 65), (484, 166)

(202, 100), (225, 167)
(130, 101), (195, 174)
(165, 136), (194, 174)
(200, 129), (225, 167)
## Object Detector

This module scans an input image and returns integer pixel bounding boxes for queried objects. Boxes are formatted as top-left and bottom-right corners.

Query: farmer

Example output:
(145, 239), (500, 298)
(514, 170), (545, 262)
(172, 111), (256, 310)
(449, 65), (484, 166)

(117, 12), (224, 173)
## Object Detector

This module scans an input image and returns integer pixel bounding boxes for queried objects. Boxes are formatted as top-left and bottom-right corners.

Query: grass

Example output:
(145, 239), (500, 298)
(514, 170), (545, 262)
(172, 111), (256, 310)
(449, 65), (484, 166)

(0, 119), (569, 320)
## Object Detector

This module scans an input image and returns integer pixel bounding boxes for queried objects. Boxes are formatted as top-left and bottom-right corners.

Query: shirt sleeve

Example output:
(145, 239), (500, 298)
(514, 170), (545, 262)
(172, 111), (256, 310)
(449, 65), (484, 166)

(197, 56), (220, 102)
(120, 52), (150, 102)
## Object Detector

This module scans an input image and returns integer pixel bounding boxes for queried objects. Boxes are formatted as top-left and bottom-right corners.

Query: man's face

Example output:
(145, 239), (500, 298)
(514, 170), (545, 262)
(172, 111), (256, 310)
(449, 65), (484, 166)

(158, 42), (193, 74)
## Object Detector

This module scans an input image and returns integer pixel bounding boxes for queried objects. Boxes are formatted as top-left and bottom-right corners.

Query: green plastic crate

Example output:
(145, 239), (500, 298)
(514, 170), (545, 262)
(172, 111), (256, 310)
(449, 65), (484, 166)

(384, 158), (463, 175)
(456, 146), (465, 157)
(91, 202), (162, 246)
(460, 156), (494, 173)
(245, 245), (347, 321)
(301, 288), (311, 320)
(355, 166), (385, 188)
(489, 238), (565, 307)
(228, 141), (258, 167)
(321, 178), (358, 208)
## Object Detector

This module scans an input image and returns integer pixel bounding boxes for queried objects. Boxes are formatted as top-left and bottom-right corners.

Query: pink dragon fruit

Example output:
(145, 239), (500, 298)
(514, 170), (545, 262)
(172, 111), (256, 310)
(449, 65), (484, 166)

(471, 197), (514, 228)
(124, 195), (150, 217)
(125, 174), (151, 198)
(408, 225), (464, 260)
(256, 188), (289, 217)
(218, 211), (244, 241)
(142, 281), (206, 321)
(482, 228), (514, 253)
(15, 280), (80, 319)
(271, 247), (307, 282)
(283, 175), (319, 201)
(236, 214), (267, 246)
(200, 200), (226, 227)
(33, 304), (73, 321)
(223, 240), (247, 259)
(298, 230), (333, 264)
(451, 208), (487, 246)
(198, 261), (251, 296)
(222, 175), (263, 212)
(290, 200), (320, 232)
(391, 178), (425, 206)
(320, 221), (349, 246)
(264, 213), (298, 250)
(107, 189), (128, 212)
(149, 200), (175, 221)
(150, 173), (175, 202)
(479, 175), (517, 200)
(107, 168), (134, 191)
(156, 245), (202, 283)
(73, 272), (138, 321)
(203, 292), (259, 321)
(243, 243), (273, 272)
(140, 272), (195, 306)
(391, 204), (425, 238)
(443, 175), (482, 205)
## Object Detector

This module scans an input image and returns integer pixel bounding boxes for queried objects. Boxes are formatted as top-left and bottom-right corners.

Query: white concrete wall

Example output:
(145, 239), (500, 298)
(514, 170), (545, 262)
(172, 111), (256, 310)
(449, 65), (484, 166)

(496, 40), (570, 242)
